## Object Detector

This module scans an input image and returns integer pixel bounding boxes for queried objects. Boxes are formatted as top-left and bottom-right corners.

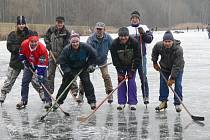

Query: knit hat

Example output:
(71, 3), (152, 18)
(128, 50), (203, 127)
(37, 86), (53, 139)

(130, 11), (140, 19)
(70, 32), (80, 43)
(17, 16), (26, 25)
(95, 22), (105, 29)
(118, 27), (129, 36)
(163, 30), (174, 41)
(56, 16), (65, 22)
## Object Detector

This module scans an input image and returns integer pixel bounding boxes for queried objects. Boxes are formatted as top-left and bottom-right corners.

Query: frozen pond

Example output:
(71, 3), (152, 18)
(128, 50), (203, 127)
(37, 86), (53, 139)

(0, 30), (210, 140)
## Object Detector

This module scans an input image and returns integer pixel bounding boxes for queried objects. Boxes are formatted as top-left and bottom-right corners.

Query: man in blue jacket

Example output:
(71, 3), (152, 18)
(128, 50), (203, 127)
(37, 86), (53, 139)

(77, 22), (114, 104)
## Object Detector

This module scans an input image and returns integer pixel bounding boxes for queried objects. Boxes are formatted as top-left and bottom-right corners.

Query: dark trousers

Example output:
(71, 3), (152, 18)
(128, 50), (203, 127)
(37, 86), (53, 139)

(56, 70), (96, 104)
(21, 67), (52, 103)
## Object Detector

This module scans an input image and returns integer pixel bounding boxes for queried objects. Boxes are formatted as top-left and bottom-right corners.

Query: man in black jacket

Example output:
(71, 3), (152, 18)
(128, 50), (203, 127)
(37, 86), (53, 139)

(0, 16), (33, 103)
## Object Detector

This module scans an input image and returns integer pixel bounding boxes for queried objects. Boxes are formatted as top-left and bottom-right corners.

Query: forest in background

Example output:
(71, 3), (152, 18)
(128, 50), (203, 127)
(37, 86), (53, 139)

(0, 0), (210, 28)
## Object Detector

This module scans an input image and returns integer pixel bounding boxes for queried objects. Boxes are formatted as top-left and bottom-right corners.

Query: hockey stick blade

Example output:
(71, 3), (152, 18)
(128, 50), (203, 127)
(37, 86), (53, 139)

(191, 115), (204, 121)
(64, 111), (70, 116)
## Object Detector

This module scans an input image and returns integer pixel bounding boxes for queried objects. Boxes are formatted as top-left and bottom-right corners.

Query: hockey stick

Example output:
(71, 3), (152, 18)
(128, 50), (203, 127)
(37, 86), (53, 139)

(49, 50), (64, 76)
(78, 77), (128, 122)
(159, 71), (204, 121)
(97, 62), (112, 69)
(29, 67), (70, 116)
(40, 69), (83, 120)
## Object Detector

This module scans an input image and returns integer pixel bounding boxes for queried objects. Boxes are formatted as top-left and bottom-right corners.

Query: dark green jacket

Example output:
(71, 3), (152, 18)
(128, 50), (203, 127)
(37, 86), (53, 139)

(151, 40), (185, 79)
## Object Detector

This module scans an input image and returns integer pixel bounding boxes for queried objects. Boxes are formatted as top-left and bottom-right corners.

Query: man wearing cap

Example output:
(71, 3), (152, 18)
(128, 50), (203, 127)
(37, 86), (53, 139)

(110, 27), (141, 111)
(17, 32), (52, 109)
(151, 30), (185, 112)
(77, 22), (114, 104)
(54, 33), (97, 110)
(0, 16), (34, 103)
(44, 16), (78, 95)
(127, 10), (153, 105)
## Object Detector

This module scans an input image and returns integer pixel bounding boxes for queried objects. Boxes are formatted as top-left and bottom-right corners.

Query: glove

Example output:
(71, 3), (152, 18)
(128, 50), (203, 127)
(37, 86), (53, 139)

(153, 63), (160, 71)
(35, 74), (44, 85)
(127, 70), (136, 79)
(46, 44), (52, 51)
(167, 79), (175, 86)
(138, 27), (145, 34)
(118, 74), (125, 81)
(87, 65), (96, 73)
(24, 60), (35, 71)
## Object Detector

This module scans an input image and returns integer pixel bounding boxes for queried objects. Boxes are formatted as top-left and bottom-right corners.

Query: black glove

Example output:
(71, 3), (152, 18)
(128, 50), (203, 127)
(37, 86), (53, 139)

(87, 65), (96, 73)
(46, 44), (52, 51)
(24, 60), (35, 71)
(138, 27), (145, 34)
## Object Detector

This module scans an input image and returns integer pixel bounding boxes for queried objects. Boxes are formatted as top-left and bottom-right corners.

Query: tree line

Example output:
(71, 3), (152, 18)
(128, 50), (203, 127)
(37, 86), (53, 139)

(0, 0), (210, 28)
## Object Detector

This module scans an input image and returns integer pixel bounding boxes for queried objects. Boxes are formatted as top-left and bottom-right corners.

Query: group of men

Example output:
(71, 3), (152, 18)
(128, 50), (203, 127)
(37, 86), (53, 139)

(0, 10), (185, 113)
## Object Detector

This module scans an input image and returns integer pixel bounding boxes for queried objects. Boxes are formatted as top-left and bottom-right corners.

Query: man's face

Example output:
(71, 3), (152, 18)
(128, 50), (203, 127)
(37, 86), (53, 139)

(95, 27), (105, 38)
(29, 40), (38, 50)
(163, 40), (173, 48)
(56, 20), (64, 30)
(130, 16), (140, 25)
(119, 35), (129, 44)
(71, 40), (80, 50)
(17, 24), (26, 31)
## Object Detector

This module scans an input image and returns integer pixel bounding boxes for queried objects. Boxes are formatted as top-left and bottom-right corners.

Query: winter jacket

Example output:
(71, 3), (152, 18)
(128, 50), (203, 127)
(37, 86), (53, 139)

(110, 36), (141, 70)
(44, 26), (70, 59)
(151, 40), (185, 79)
(87, 32), (113, 65)
(127, 24), (153, 56)
(19, 39), (48, 76)
(7, 28), (32, 70)
(59, 42), (97, 73)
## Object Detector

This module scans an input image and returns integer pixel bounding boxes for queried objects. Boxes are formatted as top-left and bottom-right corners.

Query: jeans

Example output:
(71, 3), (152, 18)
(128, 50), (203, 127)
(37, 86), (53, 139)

(159, 70), (183, 105)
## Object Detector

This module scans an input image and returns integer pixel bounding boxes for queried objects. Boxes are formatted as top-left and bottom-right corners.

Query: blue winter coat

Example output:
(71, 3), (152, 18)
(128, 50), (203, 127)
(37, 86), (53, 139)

(87, 32), (113, 65)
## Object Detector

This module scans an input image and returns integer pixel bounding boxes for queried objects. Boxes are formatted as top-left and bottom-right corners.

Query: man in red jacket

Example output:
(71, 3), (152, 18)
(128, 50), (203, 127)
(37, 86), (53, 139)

(17, 32), (52, 109)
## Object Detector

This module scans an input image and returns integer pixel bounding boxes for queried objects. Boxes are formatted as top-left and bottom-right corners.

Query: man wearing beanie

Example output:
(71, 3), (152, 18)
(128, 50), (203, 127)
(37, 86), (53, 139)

(0, 16), (36, 103)
(17, 31), (52, 109)
(53, 33), (98, 110)
(44, 16), (78, 96)
(151, 30), (185, 113)
(110, 27), (141, 111)
(127, 10), (153, 106)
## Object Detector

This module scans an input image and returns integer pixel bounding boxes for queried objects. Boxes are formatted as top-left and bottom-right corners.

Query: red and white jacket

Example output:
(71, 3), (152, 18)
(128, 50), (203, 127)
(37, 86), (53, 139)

(19, 39), (48, 76)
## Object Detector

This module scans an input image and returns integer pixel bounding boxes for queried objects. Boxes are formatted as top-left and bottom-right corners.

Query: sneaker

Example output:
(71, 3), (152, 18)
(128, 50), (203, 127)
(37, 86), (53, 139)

(107, 94), (113, 104)
(130, 105), (136, 111)
(143, 97), (149, 104)
(44, 102), (52, 110)
(175, 105), (182, 112)
(0, 92), (7, 103)
(16, 101), (27, 109)
(117, 104), (125, 111)
(90, 103), (96, 110)
(76, 93), (84, 103)
(155, 101), (167, 111)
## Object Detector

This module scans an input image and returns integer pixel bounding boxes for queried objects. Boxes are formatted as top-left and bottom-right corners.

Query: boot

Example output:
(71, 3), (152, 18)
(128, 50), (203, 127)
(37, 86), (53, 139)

(155, 101), (167, 111)
(0, 92), (7, 103)
(90, 103), (96, 110)
(117, 104), (125, 111)
(143, 97), (149, 105)
(107, 90), (113, 104)
(16, 101), (27, 109)
(175, 105), (182, 112)
(76, 93), (84, 103)
(44, 102), (52, 110)
(130, 105), (136, 111)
